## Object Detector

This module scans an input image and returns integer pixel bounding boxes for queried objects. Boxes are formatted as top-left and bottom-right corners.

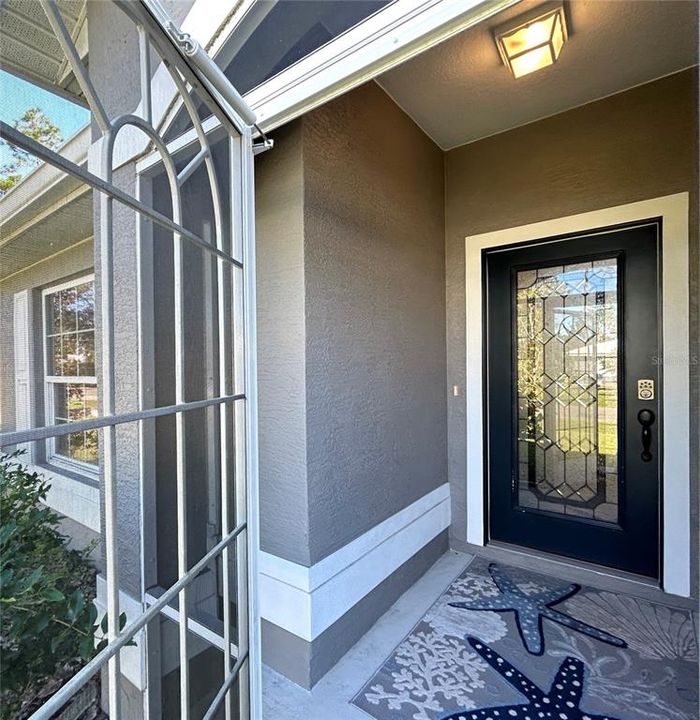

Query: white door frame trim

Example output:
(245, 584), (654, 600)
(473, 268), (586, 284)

(465, 192), (691, 598)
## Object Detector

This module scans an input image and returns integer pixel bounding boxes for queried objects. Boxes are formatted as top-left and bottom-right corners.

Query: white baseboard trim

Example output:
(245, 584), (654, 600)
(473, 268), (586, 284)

(259, 483), (451, 641)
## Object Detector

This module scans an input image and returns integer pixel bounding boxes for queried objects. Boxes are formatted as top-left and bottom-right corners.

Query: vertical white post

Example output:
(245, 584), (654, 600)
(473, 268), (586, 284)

(13, 290), (34, 461)
(137, 26), (152, 125)
(136, 174), (162, 720)
(240, 126), (261, 718)
(214, 175), (234, 720)
(229, 134), (249, 718)
(96, 136), (121, 720)
(173, 218), (190, 717)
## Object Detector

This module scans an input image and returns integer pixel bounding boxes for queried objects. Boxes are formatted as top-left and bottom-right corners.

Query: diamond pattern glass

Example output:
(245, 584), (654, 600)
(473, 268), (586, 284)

(516, 259), (619, 523)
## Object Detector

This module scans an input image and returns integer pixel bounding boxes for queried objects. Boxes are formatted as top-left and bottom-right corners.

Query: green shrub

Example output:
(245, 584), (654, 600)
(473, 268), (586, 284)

(0, 451), (102, 718)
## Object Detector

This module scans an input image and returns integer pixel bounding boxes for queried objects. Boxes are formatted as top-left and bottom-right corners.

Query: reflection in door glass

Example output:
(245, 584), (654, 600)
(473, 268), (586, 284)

(515, 259), (619, 523)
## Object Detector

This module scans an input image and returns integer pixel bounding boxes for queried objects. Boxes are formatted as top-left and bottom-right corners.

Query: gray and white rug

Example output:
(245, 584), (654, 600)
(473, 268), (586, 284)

(352, 557), (698, 720)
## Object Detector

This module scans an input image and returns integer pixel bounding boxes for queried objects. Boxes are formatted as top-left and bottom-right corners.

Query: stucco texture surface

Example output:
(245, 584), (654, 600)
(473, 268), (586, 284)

(256, 122), (311, 565)
(303, 82), (447, 564)
(255, 82), (447, 566)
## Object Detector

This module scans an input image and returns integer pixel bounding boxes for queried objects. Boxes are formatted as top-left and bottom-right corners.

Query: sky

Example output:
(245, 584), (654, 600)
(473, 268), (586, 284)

(0, 70), (90, 169)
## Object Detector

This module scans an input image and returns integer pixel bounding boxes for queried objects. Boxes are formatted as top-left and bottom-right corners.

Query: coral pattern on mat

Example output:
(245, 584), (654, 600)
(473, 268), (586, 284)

(352, 557), (699, 720)
(440, 637), (619, 720)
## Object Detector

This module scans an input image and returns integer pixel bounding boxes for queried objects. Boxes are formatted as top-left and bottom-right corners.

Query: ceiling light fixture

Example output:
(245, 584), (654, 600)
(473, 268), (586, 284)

(494, 3), (568, 79)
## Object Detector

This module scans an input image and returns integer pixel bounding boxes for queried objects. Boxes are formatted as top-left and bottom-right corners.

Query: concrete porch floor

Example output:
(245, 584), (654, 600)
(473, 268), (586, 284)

(262, 550), (472, 719)
(262, 546), (698, 719)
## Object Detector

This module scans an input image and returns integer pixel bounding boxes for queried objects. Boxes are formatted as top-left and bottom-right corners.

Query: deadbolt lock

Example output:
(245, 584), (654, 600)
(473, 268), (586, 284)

(637, 379), (654, 401)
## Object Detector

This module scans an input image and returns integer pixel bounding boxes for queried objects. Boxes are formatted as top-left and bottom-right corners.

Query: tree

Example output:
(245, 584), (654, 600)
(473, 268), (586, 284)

(0, 108), (63, 197)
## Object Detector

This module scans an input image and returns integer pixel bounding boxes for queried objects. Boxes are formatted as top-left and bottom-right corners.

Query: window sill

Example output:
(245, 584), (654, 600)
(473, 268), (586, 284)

(43, 458), (99, 488)
(36, 459), (100, 489)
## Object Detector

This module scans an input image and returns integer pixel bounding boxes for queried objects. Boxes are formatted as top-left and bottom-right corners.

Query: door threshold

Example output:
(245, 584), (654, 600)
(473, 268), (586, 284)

(455, 539), (695, 610)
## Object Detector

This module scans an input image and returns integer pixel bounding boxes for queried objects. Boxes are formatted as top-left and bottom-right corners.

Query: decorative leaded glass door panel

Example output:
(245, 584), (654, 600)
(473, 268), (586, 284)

(485, 223), (660, 578)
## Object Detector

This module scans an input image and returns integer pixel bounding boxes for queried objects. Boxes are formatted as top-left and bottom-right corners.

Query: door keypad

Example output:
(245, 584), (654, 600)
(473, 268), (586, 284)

(637, 379), (654, 401)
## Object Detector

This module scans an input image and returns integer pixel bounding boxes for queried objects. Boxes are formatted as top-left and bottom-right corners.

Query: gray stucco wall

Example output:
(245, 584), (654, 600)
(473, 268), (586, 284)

(89, 0), (143, 596)
(303, 82), (447, 563)
(255, 122), (312, 565)
(255, 81), (447, 567)
(86, 2), (140, 131)
(255, 81), (447, 684)
(86, 0), (195, 131)
(444, 69), (699, 594)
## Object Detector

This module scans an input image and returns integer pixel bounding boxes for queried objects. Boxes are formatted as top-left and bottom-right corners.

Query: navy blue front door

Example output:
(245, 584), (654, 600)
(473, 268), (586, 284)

(484, 222), (661, 578)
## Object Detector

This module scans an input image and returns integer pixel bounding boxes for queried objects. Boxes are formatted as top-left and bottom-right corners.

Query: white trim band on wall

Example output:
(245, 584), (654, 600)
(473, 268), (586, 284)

(259, 483), (451, 641)
(465, 192), (691, 598)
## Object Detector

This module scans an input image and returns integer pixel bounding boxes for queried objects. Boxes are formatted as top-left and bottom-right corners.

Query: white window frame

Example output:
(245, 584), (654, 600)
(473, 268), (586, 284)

(41, 273), (99, 480)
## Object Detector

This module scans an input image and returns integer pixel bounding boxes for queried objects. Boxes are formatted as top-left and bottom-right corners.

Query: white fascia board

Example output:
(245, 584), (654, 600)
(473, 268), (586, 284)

(247, 0), (519, 131)
(136, 0), (516, 170)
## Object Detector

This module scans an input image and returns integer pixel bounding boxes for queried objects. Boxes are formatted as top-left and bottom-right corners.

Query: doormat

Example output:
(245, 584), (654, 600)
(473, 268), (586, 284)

(351, 557), (698, 720)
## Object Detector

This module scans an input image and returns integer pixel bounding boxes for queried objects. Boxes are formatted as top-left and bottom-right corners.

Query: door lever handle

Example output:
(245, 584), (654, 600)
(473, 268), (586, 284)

(637, 408), (655, 462)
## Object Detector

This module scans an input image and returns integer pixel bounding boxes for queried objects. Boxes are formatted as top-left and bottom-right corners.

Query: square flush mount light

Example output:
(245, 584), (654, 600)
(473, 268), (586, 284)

(494, 3), (568, 79)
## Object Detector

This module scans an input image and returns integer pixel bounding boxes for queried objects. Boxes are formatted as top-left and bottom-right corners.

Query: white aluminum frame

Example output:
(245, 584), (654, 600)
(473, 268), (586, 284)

(41, 273), (99, 479)
(0, 0), (261, 717)
(242, 0), (519, 129)
(130, 0), (520, 174)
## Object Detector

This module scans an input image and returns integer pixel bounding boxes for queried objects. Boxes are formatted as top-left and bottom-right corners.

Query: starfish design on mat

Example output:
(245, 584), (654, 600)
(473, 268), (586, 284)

(449, 564), (626, 655)
(441, 637), (620, 720)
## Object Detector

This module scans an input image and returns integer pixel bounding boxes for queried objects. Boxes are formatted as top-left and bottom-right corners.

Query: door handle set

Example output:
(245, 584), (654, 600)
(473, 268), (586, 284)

(637, 408), (655, 462)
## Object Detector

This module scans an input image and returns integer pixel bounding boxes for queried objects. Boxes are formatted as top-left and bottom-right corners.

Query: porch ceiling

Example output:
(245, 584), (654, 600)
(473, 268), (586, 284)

(378, 0), (699, 150)
(0, 125), (91, 281)
(0, 190), (92, 280)
(0, 0), (88, 104)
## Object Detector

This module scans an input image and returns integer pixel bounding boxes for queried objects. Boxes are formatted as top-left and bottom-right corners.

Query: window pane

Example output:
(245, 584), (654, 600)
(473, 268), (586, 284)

(60, 287), (77, 332)
(47, 335), (63, 376)
(46, 280), (95, 377)
(45, 280), (98, 467)
(76, 331), (95, 376)
(76, 282), (95, 329)
(515, 260), (619, 524)
(55, 425), (70, 458)
(50, 292), (62, 334)
(61, 334), (78, 376)
(53, 385), (69, 423)
(83, 384), (98, 419)
(51, 383), (98, 465)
